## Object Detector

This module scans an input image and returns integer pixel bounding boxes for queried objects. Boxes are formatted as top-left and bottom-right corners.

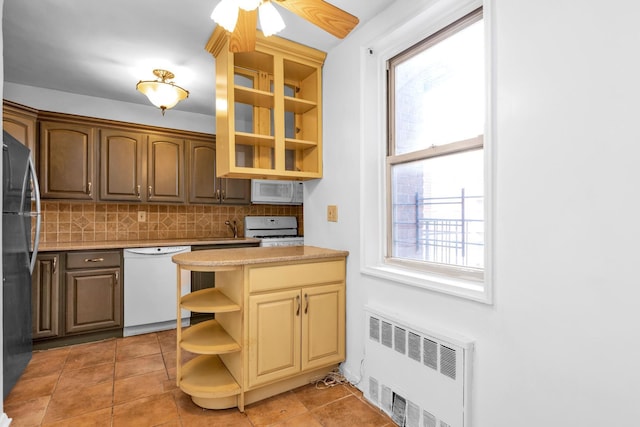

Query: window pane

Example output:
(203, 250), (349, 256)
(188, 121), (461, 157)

(393, 20), (484, 155)
(391, 149), (484, 268)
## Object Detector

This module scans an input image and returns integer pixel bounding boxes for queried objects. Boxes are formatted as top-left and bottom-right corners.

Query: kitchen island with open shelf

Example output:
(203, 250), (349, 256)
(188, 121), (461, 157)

(172, 245), (348, 411)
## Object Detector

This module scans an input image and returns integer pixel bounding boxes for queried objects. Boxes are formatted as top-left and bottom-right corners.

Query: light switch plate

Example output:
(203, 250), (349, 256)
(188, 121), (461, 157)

(138, 211), (146, 222)
(327, 205), (338, 222)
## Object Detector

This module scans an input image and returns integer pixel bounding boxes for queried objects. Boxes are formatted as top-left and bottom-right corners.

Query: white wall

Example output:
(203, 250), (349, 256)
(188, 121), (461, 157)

(306, 0), (640, 425)
(4, 82), (214, 134)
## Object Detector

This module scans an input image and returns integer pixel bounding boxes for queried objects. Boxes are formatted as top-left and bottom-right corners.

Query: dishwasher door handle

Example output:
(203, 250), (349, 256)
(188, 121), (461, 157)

(124, 246), (191, 256)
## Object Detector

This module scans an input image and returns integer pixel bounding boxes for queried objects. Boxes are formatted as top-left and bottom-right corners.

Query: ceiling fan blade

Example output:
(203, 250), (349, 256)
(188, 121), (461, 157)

(273, 0), (359, 39)
(229, 9), (257, 52)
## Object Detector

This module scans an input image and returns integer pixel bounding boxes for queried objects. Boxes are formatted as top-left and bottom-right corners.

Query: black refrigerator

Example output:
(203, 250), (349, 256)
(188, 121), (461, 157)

(2, 130), (41, 399)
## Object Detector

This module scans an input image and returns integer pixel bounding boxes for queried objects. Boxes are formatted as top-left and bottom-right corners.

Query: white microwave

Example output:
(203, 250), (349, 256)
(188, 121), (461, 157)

(251, 179), (304, 205)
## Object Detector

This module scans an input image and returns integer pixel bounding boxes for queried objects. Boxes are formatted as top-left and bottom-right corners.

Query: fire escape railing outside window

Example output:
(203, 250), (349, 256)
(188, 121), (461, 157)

(392, 189), (484, 268)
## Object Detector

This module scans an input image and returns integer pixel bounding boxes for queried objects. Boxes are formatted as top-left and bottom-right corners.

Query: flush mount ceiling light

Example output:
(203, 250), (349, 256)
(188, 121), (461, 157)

(209, 0), (358, 52)
(136, 69), (189, 115)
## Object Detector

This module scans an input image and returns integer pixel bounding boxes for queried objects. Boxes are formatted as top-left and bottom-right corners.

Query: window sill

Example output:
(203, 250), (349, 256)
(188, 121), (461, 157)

(361, 261), (491, 304)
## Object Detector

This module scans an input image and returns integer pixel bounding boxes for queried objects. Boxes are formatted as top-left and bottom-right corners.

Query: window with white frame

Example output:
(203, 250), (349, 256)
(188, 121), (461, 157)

(384, 8), (487, 287)
(363, 1), (492, 302)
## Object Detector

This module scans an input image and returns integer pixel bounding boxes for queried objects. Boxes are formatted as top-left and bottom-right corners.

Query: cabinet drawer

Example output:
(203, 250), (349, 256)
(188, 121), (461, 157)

(249, 259), (345, 293)
(66, 251), (121, 269)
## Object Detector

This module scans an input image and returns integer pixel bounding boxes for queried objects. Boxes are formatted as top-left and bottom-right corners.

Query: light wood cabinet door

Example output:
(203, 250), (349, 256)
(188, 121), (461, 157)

(65, 267), (122, 335)
(301, 284), (345, 371)
(248, 289), (301, 388)
(39, 121), (96, 200)
(31, 254), (61, 340)
(147, 135), (185, 203)
(100, 129), (145, 201)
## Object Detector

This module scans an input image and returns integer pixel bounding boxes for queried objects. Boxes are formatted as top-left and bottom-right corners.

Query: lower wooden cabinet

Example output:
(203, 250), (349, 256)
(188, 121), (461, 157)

(174, 254), (346, 411)
(32, 253), (61, 340)
(32, 250), (123, 347)
(65, 267), (122, 335)
(248, 284), (345, 388)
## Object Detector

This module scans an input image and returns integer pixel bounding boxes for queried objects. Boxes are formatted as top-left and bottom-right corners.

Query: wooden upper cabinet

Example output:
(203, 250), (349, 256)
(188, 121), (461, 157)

(206, 27), (326, 180)
(147, 135), (185, 203)
(39, 121), (96, 200)
(188, 140), (250, 205)
(3, 101), (37, 159)
(99, 129), (145, 201)
(219, 177), (251, 205)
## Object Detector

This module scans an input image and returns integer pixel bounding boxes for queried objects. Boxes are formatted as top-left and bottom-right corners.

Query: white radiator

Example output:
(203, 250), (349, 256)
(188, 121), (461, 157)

(363, 307), (474, 427)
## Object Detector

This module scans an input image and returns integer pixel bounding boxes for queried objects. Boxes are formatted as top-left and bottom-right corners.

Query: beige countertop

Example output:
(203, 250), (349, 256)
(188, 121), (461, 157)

(37, 237), (261, 252)
(172, 245), (348, 268)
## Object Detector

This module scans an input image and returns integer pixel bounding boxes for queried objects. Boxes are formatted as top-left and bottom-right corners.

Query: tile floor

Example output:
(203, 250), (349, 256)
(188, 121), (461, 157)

(3, 329), (394, 426)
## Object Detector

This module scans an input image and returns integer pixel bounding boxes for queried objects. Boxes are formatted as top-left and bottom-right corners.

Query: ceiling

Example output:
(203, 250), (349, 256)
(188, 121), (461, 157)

(2, 0), (391, 117)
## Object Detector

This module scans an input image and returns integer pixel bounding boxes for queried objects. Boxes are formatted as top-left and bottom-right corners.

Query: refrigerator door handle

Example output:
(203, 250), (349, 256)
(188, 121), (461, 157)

(28, 156), (41, 274)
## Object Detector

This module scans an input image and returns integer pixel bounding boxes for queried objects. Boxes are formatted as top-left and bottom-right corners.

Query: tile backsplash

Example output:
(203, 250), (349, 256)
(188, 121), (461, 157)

(39, 202), (303, 244)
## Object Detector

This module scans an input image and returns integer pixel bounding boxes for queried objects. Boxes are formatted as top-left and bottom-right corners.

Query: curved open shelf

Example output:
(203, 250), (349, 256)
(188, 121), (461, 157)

(181, 288), (240, 313)
(181, 319), (241, 354)
(180, 354), (241, 399)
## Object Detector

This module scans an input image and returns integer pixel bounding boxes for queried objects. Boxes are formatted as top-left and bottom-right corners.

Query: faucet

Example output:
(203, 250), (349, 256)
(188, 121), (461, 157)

(225, 220), (238, 238)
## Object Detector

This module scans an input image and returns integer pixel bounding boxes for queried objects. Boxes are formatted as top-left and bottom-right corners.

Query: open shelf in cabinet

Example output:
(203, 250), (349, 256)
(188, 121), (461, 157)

(180, 354), (242, 398)
(235, 132), (275, 147)
(181, 319), (241, 354)
(234, 86), (273, 109)
(284, 96), (317, 114)
(181, 288), (240, 313)
(207, 26), (326, 180)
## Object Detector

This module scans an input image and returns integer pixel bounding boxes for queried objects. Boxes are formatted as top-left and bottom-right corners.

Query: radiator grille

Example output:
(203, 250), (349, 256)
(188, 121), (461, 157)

(423, 337), (438, 370)
(369, 377), (379, 404)
(424, 411), (437, 427)
(394, 326), (406, 354)
(364, 308), (473, 427)
(407, 400), (420, 427)
(370, 316), (380, 342)
(408, 332), (421, 362)
(440, 346), (457, 380)
(381, 385), (393, 413)
(381, 321), (393, 348)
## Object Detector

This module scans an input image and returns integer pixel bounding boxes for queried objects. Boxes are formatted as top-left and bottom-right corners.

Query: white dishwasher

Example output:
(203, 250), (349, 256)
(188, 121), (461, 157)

(123, 246), (191, 337)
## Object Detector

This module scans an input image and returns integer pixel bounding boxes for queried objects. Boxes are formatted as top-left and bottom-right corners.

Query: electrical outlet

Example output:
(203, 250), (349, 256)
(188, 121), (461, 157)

(138, 211), (146, 222)
(327, 205), (338, 222)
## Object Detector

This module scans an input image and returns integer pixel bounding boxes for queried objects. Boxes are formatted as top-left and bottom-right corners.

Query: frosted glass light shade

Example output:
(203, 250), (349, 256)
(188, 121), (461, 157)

(211, 0), (239, 32)
(136, 70), (189, 115)
(259, 1), (285, 37)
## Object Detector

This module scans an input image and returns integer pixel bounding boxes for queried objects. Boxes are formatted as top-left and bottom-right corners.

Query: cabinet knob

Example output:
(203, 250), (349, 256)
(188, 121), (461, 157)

(87, 182), (92, 197)
(52, 257), (57, 273)
(84, 258), (105, 263)
(148, 186), (152, 199)
(296, 295), (301, 316)
(304, 293), (309, 314)
(136, 185), (141, 200)
(215, 189), (221, 201)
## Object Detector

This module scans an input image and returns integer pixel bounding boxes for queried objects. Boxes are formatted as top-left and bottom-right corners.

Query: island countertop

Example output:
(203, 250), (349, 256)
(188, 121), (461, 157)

(172, 245), (348, 268)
